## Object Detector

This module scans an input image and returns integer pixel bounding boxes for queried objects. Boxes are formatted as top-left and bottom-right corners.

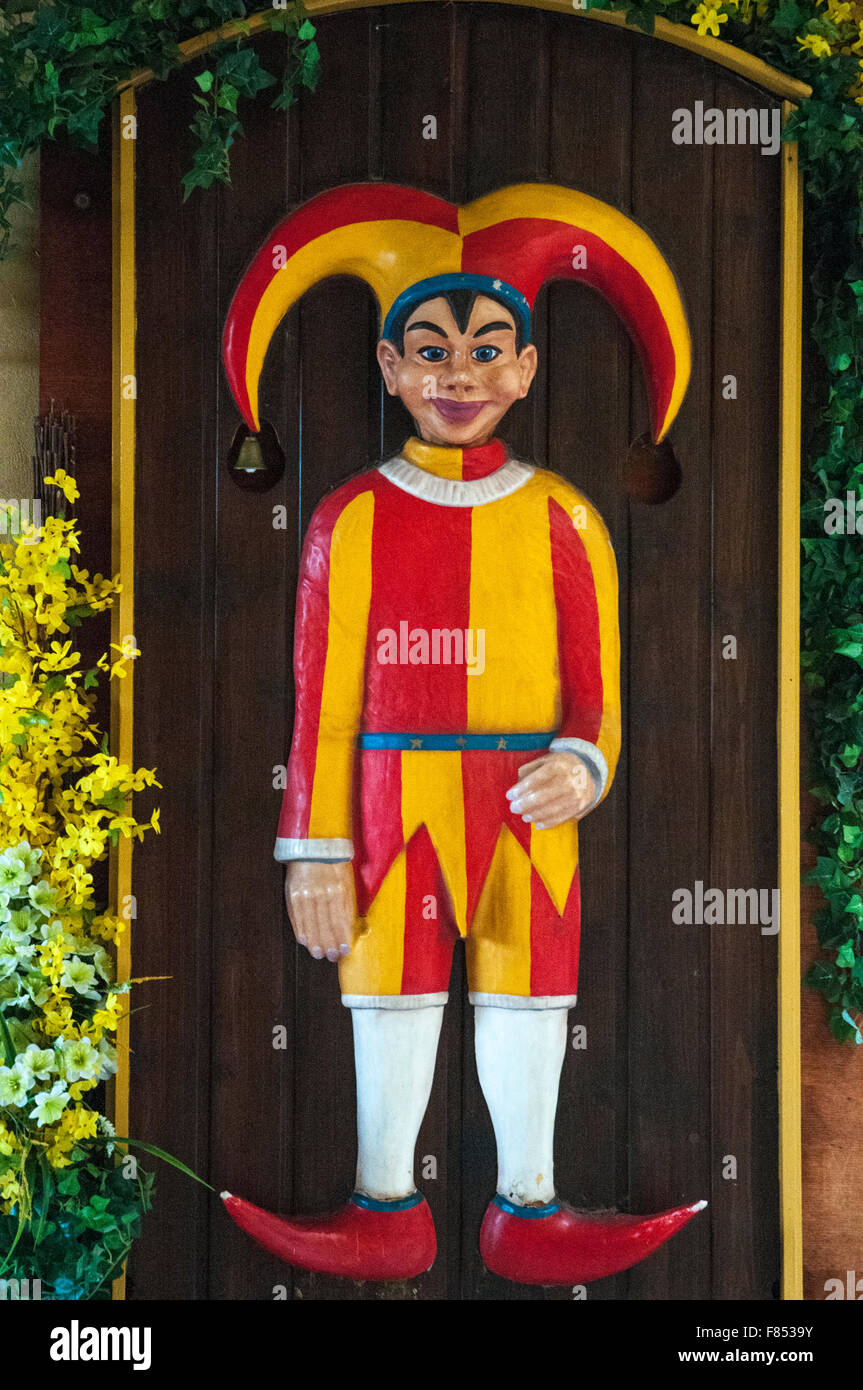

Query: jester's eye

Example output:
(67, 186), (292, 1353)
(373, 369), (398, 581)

(471, 345), (501, 363)
(419, 345), (447, 362)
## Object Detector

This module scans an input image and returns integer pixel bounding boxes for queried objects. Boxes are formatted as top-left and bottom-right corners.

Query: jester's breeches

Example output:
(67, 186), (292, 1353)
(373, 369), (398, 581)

(340, 746), (582, 1008)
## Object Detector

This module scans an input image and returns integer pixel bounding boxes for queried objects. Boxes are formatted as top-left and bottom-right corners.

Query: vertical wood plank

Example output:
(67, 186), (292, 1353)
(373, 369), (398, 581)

(290, 9), (380, 1302)
(208, 33), (298, 1300)
(626, 41), (714, 1301)
(709, 74), (781, 1300)
(127, 74), (218, 1299)
(545, 15), (634, 1303)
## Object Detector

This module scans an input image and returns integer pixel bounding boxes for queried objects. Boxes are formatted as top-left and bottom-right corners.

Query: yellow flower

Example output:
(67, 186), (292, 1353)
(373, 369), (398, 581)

(691, 2), (729, 35)
(0, 1121), (19, 1156)
(43, 470), (80, 505)
(0, 1171), (23, 1205)
(1, 471), (159, 1172)
(797, 32), (834, 56)
(91, 993), (121, 1033)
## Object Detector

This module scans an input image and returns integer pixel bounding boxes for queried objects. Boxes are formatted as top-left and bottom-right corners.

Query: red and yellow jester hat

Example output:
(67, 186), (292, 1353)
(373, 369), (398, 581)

(223, 182), (690, 443)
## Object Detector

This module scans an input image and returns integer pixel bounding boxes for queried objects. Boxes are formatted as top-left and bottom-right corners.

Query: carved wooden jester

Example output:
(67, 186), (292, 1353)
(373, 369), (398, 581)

(219, 183), (707, 1286)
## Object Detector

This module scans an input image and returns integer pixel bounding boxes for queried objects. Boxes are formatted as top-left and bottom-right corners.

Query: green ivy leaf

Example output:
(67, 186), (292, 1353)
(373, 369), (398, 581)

(836, 939), (856, 968)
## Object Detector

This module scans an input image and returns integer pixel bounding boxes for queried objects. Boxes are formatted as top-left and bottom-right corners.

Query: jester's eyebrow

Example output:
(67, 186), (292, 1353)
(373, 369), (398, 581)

(404, 319), (448, 337)
(472, 321), (514, 337)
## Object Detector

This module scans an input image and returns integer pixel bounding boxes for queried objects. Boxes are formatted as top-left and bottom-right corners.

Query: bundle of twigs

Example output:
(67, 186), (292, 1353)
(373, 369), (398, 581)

(32, 401), (77, 519)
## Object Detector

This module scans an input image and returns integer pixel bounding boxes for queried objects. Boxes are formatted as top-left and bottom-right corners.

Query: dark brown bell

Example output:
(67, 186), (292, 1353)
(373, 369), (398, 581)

(625, 432), (682, 505)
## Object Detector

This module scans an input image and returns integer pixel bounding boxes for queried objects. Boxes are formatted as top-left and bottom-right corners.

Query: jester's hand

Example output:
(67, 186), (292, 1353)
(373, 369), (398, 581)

(505, 752), (597, 829)
(285, 860), (356, 962)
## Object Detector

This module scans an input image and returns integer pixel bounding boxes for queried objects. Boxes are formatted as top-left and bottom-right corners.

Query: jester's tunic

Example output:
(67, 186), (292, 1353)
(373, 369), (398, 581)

(275, 434), (621, 1010)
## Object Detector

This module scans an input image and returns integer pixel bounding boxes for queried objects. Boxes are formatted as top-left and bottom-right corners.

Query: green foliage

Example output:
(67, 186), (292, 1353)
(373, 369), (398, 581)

(0, 1), (319, 255)
(0, 1144), (154, 1301)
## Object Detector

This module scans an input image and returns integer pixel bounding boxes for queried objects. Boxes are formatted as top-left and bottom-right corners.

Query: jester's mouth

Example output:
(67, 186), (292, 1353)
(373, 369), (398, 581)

(432, 399), (491, 423)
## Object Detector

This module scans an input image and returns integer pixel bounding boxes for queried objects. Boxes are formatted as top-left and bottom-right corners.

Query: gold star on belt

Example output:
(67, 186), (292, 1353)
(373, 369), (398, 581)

(456, 737), (467, 748)
(410, 738), (423, 750)
(497, 737), (508, 749)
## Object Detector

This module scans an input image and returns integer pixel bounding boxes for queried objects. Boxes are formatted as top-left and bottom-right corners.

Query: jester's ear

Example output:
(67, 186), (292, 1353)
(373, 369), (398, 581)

(516, 342), (539, 396)
(376, 339), (403, 394)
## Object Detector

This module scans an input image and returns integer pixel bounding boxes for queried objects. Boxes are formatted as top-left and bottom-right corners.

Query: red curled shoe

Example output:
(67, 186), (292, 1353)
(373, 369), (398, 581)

(480, 1194), (707, 1285)
(221, 1189), (436, 1281)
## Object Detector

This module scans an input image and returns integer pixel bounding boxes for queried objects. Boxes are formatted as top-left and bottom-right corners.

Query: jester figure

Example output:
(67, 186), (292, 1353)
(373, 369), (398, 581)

(219, 183), (706, 1286)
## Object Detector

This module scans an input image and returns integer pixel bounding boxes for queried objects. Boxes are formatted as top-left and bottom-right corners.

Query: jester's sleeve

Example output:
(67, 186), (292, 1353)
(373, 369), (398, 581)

(274, 484), (375, 863)
(546, 485), (621, 811)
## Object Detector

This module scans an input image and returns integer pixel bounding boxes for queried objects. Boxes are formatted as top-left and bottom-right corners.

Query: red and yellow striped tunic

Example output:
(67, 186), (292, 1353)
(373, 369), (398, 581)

(276, 435), (620, 1003)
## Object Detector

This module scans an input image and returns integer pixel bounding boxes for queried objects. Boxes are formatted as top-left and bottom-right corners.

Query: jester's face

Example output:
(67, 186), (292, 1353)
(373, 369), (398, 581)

(376, 293), (538, 448)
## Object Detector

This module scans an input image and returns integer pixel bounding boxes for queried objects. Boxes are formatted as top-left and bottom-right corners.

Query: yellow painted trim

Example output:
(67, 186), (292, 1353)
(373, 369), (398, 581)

(110, 88), (137, 1303)
(116, 1), (811, 103)
(778, 100), (803, 1303)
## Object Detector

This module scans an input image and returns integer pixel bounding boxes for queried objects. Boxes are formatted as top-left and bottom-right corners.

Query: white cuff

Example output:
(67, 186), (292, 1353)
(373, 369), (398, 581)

(469, 992), (577, 1010)
(549, 738), (608, 808)
(342, 992), (449, 1010)
(274, 837), (354, 862)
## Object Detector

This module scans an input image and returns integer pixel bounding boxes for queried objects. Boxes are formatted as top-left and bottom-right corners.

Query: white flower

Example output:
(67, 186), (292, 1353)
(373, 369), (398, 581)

(97, 1038), (118, 1081)
(18, 1044), (57, 1083)
(39, 919), (78, 951)
(1, 842), (42, 885)
(0, 852), (30, 897)
(28, 880), (59, 917)
(92, 946), (114, 984)
(96, 1112), (116, 1155)
(56, 1035), (101, 1084)
(0, 1061), (34, 1107)
(60, 956), (100, 1000)
(21, 971), (50, 1007)
(7, 906), (38, 936)
(29, 1081), (70, 1126)
(0, 929), (34, 978)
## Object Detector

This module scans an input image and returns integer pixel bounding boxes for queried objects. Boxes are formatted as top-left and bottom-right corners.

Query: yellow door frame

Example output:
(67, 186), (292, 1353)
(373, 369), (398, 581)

(110, 2), (806, 1301)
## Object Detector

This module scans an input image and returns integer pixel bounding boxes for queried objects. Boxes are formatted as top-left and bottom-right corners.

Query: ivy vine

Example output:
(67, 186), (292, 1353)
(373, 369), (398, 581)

(0, 1), (320, 256)
(1, 0), (862, 1041)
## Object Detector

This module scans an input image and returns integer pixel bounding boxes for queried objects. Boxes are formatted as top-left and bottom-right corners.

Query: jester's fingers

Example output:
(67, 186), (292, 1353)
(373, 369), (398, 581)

(505, 752), (596, 825)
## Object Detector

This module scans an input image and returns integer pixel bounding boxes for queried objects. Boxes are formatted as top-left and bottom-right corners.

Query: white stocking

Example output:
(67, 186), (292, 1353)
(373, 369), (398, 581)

(474, 1005), (568, 1206)
(352, 1005), (444, 1201)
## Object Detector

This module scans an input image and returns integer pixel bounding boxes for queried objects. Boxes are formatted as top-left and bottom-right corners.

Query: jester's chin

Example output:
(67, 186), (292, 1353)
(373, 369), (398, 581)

(432, 399), (491, 424)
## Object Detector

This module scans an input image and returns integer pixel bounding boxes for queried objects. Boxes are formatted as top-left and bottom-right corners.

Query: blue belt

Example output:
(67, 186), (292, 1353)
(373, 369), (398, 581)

(358, 732), (556, 751)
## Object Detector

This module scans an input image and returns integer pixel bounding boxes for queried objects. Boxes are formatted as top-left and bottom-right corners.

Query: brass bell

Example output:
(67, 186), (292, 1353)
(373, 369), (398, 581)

(232, 432), (266, 474)
(226, 420), (285, 492)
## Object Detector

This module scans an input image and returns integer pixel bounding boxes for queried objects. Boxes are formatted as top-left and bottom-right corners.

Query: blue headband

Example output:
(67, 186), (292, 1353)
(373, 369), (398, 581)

(381, 273), (532, 345)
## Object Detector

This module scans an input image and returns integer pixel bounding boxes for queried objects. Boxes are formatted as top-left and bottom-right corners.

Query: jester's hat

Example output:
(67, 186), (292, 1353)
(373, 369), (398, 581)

(223, 182), (690, 442)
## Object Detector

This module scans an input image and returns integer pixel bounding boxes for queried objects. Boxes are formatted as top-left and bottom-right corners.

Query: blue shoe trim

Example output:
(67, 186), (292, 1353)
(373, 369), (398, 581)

(493, 1195), (560, 1219)
(350, 1191), (424, 1213)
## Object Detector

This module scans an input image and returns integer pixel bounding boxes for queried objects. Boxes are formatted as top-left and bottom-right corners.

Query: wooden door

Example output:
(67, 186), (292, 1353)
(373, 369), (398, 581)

(126, 3), (780, 1300)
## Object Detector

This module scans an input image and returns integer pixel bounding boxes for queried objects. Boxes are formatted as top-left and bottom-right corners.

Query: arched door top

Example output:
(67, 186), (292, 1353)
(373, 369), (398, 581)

(117, 0), (811, 103)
